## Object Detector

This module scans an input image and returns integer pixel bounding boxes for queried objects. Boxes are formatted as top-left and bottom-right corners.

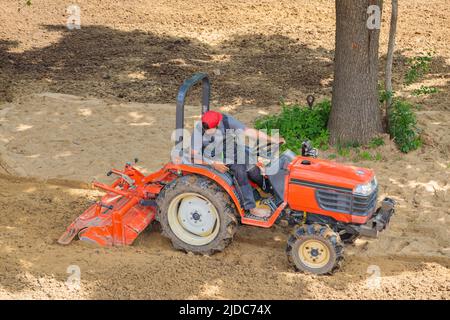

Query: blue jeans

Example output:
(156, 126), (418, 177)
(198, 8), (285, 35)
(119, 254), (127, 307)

(228, 164), (263, 210)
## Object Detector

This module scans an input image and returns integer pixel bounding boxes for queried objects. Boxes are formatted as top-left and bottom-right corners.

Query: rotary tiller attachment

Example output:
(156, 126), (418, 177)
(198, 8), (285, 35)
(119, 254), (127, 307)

(58, 163), (161, 246)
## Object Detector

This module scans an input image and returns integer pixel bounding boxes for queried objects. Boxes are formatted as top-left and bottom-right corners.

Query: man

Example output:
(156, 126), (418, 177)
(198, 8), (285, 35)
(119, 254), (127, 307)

(190, 110), (284, 218)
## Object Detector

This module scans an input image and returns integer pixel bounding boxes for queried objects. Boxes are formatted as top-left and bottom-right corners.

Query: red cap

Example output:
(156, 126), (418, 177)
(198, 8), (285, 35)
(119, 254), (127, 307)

(201, 111), (223, 129)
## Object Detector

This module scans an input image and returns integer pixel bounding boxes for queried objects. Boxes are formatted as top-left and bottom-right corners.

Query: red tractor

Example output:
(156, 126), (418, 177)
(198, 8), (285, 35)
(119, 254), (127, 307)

(59, 73), (395, 275)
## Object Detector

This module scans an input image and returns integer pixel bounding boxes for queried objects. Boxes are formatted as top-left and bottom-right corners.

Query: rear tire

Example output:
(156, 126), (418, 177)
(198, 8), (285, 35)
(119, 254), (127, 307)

(156, 175), (238, 255)
(286, 224), (344, 275)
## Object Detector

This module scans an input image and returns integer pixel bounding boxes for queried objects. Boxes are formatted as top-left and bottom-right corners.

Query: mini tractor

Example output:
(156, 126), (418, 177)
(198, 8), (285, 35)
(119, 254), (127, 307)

(59, 73), (395, 275)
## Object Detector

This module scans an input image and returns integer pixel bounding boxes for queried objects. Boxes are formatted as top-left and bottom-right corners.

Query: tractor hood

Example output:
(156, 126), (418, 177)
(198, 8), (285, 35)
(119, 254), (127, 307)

(289, 156), (375, 191)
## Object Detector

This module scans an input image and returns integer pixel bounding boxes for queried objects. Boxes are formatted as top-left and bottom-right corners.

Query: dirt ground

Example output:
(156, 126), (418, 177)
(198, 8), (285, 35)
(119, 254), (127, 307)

(0, 0), (449, 299)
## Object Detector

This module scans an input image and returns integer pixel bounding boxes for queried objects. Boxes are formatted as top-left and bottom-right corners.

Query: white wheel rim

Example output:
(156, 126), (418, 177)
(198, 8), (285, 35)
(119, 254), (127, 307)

(298, 239), (330, 269)
(167, 193), (220, 246)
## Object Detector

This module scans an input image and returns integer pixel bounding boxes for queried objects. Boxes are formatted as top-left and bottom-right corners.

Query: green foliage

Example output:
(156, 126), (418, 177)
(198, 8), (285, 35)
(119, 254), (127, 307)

(353, 149), (383, 162)
(359, 151), (373, 161)
(412, 85), (438, 96)
(254, 100), (331, 153)
(404, 52), (433, 85)
(379, 89), (394, 104)
(336, 144), (350, 158)
(388, 99), (422, 153)
(374, 152), (382, 161)
(368, 137), (385, 148)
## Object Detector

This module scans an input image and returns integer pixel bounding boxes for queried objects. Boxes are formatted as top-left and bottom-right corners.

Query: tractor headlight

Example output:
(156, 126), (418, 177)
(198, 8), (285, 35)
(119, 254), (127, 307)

(353, 177), (377, 196)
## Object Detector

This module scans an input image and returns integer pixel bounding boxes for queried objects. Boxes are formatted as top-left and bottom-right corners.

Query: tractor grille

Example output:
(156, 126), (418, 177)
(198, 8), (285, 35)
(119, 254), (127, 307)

(316, 187), (378, 216)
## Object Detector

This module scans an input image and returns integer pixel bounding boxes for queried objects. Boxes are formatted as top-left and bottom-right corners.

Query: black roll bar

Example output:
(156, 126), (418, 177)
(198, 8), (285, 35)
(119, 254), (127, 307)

(175, 73), (210, 145)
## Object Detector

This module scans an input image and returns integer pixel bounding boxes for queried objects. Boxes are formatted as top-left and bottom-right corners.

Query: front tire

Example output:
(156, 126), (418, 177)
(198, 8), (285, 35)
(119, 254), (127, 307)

(339, 232), (358, 244)
(286, 224), (344, 275)
(156, 175), (238, 255)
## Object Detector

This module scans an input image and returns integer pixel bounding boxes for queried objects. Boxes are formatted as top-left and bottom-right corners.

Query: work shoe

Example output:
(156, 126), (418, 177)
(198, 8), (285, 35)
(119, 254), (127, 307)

(249, 207), (271, 218)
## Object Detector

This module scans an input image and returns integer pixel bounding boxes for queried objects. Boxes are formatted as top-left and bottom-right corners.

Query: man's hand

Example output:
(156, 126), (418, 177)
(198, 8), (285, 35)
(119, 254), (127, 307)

(276, 137), (286, 145)
(211, 161), (229, 173)
(268, 136), (285, 145)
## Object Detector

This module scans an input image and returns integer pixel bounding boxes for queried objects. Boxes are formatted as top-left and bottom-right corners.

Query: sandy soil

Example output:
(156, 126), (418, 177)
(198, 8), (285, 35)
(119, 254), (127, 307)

(0, 92), (281, 181)
(0, 0), (449, 299)
(0, 173), (448, 299)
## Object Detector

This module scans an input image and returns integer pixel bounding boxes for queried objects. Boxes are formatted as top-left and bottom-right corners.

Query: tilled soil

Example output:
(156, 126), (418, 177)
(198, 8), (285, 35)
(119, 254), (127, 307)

(1, 0), (448, 106)
(0, 174), (448, 299)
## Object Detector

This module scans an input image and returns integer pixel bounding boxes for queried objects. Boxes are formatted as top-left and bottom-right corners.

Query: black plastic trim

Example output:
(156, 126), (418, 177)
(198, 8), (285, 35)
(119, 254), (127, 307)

(289, 178), (353, 193)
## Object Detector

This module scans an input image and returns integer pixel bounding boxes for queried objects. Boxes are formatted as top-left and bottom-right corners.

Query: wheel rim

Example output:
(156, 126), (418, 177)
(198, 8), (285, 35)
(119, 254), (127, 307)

(167, 193), (220, 246)
(298, 239), (330, 269)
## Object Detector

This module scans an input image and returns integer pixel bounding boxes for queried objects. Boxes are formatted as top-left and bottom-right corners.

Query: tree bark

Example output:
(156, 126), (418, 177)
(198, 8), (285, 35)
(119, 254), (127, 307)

(329, 0), (383, 145)
(385, 0), (398, 132)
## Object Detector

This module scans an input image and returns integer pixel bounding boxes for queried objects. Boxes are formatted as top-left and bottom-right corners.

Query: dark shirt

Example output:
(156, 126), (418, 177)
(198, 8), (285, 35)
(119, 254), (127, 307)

(190, 114), (247, 164)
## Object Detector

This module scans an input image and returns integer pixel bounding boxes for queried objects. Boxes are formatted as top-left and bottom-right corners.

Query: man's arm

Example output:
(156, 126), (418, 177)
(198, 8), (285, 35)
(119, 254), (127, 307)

(191, 148), (228, 173)
(190, 122), (228, 173)
(225, 115), (284, 144)
(243, 128), (284, 144)
(225, 115), (285, 150)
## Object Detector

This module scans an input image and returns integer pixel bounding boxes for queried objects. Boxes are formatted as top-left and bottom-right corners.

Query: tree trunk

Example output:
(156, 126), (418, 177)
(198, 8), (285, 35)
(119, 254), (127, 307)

(385, 0), (398, 132)
(329, 0), (383, 145)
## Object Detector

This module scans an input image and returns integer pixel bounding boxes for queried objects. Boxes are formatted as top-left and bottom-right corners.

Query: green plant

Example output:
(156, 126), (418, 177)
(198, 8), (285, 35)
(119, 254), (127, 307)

(368, 137), (385, 148)
(254, 100), (331, 153)
(359, 151), (373, 161)
(388, 99), (422, 153)
(404, 52), (433, 85)
(374, 152), (382, 161)
(354, 149), (382, 162)
(412, 85), (439, 96)
(337, 144), (351, 158)
(379, 89), (394, 104)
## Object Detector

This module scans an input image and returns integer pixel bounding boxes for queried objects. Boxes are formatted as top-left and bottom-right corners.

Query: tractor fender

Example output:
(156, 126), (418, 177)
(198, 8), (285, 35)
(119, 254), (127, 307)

(165, 163), (245, 216)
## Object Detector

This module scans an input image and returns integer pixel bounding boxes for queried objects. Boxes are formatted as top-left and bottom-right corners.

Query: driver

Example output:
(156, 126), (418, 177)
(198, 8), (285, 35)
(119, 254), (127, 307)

(190, 110), (284, 218)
